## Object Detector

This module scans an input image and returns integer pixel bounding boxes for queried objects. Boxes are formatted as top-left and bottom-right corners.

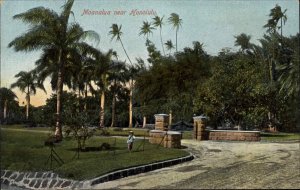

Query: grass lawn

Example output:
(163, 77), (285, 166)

(260, 132), (300, 141)
(1, 128), (189, 180)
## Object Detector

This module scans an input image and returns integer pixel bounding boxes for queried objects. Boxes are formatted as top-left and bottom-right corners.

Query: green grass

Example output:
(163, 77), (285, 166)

(260, 132), (300, 141)
(1, 128), (189, 180)
(0, 124), (52, 132)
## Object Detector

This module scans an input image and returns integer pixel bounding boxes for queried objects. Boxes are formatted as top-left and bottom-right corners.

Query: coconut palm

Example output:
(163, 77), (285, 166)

(11, 71), (46, 120)
(264, 4), (287, 37)
(234, 33), (252, 53)
(87, 48), (113, 128)
(165, 40), (175, 55)
(109, 24), (135, 128)
(108, 60), (128, 127)
(0, 87), (18, 120)
(153, 16), (165, 56)
(109, 24), (132, 65)
(168, 13), (182, 52)
(8, 0), (99, 140)
(139, 21), (155, 40)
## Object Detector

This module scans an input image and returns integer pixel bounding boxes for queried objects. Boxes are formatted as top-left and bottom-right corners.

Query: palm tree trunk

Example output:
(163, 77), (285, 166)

(84, 83), (88, 111)
(26, 94), (30, 120)
(119, 38), (132, 65)
(100, 91), (105, 128)
(55, 49), (63, 140)
(129, 79), (133, 128)
(160, 27), (165, 56)
(143, 116), (146, 128)
(110, 92), (116, 128)
(4, 99), (7, 119)
(280, 18), (283, 38)
(175, 28), (178, 52)
(169, 110), (172, 126)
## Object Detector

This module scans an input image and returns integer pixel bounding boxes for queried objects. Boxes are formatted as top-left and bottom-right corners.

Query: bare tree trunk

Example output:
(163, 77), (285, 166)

(129, 79), (133, 128)
(4, 99), (7, 119)
(110, 93), (116, 128)
(55, 49), (63, 141)
(176, 28), (178, 52)
(169, 110), (172, 126)
(26, 93), (30, 120)
(160, 27), (165, 56)
(143, 116), (146, 128)
(100, 91), (105, 128)
(84, 83), (88, 111)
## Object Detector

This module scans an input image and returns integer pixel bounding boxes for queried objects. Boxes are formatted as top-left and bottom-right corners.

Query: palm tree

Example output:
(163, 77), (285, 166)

(87, 48), (113, 128)
(0, 87), (18, 120)
(8, 0), (99, 140)
(139, 21), (155, 40)
(109, 24), (132, 65)
(153, 16), (165, 56)
(108, 60), (127, 128)
(165, 40), (175, 55)
(168, 13), (182, 52)
(234, 33), (252, 53)
(109, 23), (134, 128)
(11, 71), (46, 120)
(264, 4), (287, 37)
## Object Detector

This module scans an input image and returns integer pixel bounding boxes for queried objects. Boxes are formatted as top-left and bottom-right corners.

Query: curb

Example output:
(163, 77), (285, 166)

(1, 153), (194, 189)
(89, 153), (195, 186)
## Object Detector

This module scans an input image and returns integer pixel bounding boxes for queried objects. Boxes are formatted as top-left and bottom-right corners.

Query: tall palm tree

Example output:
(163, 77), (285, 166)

(8, 0), (99, 140)
(109, 23), (134, 128)
(11, 71), (46, 120)
(108, 60), (127, 128)
(139, 21), (155, 40)
(165, 40), (175, 56)
(264, 4), (287, 37)
(87, 48), (113, 128)
(153, 16), (165, 56)
(109, 24), (132, 65)
(0, 87), (18, 120)
(168, 13), (182, 52)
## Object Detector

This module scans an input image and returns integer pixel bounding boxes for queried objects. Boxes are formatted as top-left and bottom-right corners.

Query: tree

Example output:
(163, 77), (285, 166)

(109, 24), (132, 65)
(109, 23), (134, 128)
(11, 71), (46, 119)
(234, 33), (252, 53)
(0, 88), (18, 121)
(108, 60), (128, 127)
(94, 50), (113, 128)
(152, 16), (166, 56)
(264, 4), (287, 37)
(165, 40), (175, 56)
(139, 21), (155, 40)
(168, 13), (182, 52)
(8, 0), (99, 140)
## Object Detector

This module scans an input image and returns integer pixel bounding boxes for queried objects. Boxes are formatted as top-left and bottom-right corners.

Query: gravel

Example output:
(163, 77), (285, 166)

(92, 140), (300, 189)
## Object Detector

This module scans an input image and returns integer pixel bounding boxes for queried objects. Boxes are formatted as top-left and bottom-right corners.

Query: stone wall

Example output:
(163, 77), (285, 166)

(149, 130), (181, 148)
(209, 130), (261, 141)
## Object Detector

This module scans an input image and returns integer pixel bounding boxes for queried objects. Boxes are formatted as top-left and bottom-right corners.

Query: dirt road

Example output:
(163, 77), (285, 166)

(92, 140), (300, 189)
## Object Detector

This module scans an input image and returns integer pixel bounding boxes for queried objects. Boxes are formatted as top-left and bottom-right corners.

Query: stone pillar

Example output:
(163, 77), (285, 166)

(154, 114), (169, 131)
(193, 116), (207, 140)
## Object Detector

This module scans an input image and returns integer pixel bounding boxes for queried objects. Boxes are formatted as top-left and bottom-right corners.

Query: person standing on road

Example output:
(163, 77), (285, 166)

(127, 131), (135, 152)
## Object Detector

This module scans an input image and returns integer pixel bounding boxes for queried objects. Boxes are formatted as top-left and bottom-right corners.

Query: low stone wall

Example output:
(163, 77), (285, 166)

(149, 130), (181, 148)
(209, 130), (260, 141)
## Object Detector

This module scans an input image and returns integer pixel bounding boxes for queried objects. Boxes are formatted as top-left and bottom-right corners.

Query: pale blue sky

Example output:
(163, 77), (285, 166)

(0, 0), (299, 106)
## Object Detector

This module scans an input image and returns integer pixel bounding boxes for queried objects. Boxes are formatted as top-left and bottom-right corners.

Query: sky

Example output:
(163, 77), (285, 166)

(0, 0), (299, 106)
